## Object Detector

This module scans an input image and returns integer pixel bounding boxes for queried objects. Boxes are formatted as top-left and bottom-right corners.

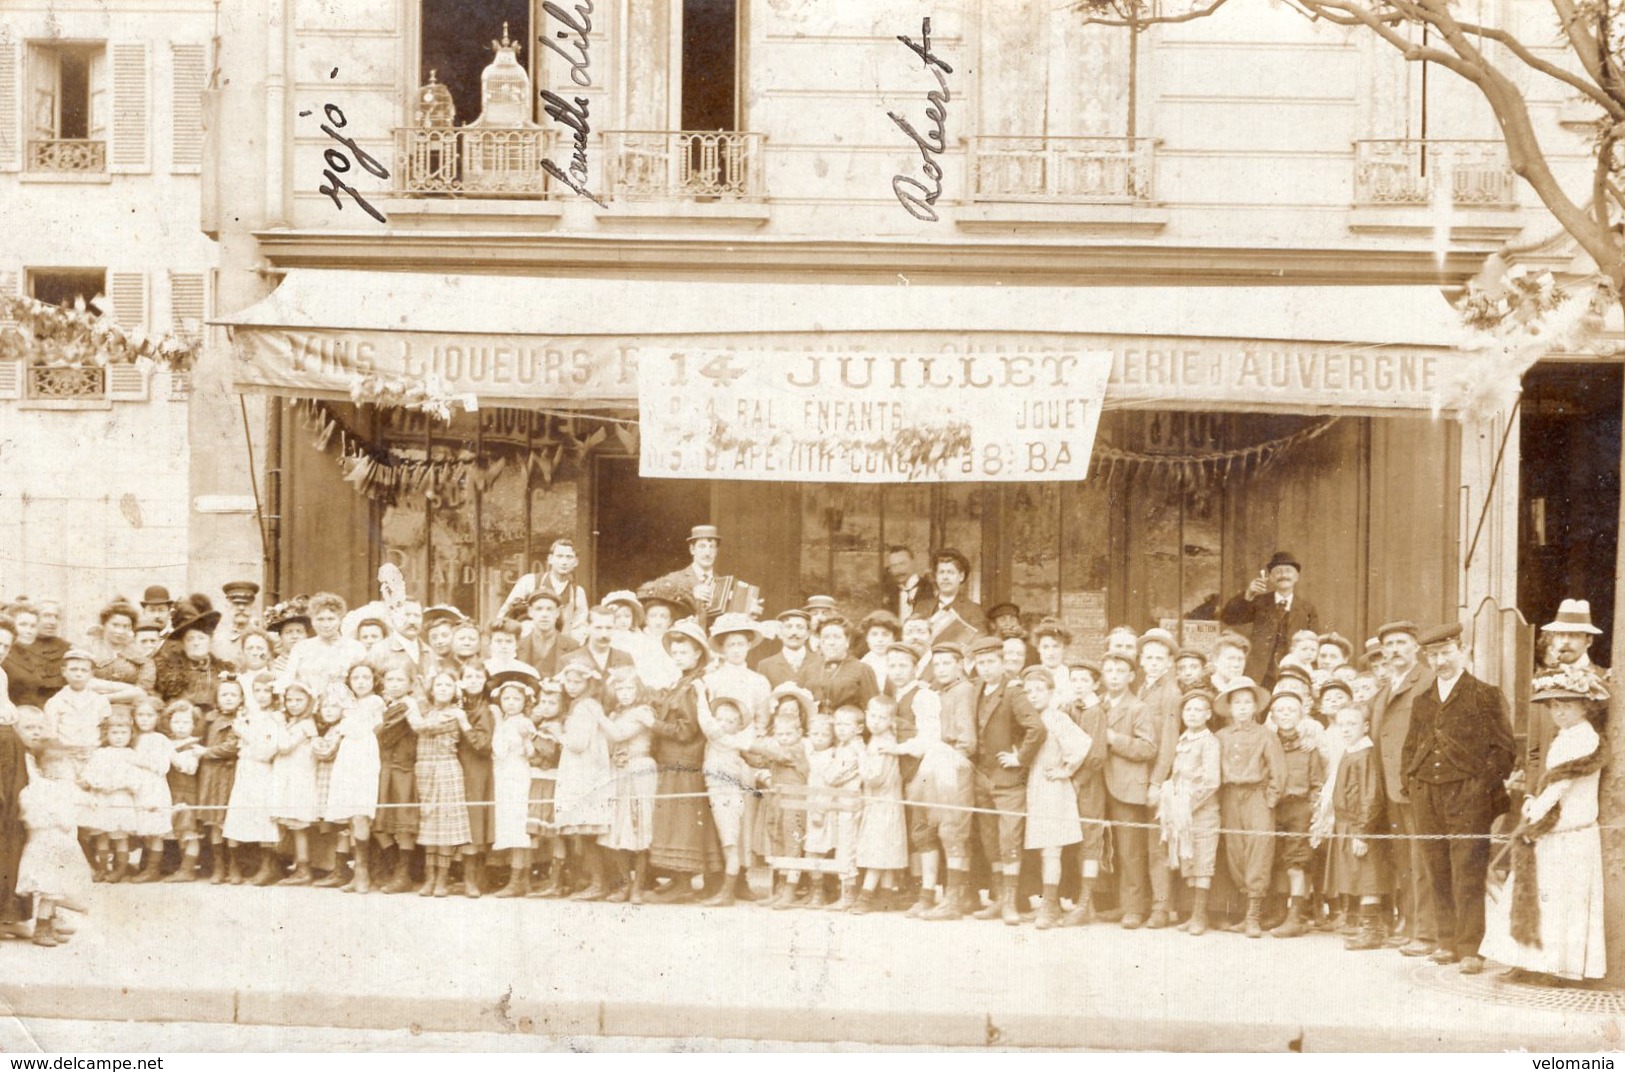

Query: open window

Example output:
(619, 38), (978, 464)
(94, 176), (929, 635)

(27, 43), (104, 172)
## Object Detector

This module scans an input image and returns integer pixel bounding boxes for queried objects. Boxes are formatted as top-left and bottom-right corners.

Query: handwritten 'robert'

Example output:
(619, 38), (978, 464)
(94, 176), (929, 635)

(887, 18), (952, 222)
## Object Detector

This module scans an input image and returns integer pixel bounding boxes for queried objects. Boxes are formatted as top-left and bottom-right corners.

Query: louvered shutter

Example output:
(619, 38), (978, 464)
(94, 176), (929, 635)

(170, 43), (205, 173)
(0, 270), (17, 328)
(108, 41), (149, 173)
(108, 271), (147, 330)
(0, 41), (19, 171)
(169, 270), (205, 341)
(0, 271), (20, 399)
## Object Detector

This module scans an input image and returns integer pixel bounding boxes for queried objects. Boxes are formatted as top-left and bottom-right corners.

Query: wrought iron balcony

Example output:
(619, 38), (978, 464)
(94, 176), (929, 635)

(969, 135), (1157, 203)
(394, 127), (552, 197)
(26, 365), (105, 399)
(27, 139), (107, 173)
(1353, 139), (1517, 208)
(602, 131), (765, 201)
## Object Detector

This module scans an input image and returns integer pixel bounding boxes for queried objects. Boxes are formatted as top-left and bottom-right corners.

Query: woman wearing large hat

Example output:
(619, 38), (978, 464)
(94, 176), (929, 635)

(646, 619), (724, 902)
(153, 596), (232, 712)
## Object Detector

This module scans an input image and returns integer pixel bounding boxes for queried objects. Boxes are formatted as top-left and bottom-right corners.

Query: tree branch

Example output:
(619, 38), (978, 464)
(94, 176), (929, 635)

(1297, 0), (1487, 80)
(1548, 0), (1608, 90)
(1450, 18), (1625, 118)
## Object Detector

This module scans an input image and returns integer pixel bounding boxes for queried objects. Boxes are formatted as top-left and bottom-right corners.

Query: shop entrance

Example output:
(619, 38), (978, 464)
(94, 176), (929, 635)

(592, 456), (713, 598)
(1519, 362), (1622, 648)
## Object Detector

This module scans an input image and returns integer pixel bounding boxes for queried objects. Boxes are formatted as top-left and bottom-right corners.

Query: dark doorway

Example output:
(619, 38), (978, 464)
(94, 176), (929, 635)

(1519, 361), (1621, 653)
(681, 0), (737, 131)
(593, 457), (712, 597)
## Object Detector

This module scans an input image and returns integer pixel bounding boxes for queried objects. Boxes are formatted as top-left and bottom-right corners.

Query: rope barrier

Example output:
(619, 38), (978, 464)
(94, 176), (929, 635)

(133, 784), (1555, 843)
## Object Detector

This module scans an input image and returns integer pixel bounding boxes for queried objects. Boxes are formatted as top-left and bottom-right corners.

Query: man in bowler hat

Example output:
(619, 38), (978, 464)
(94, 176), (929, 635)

(1219, 551), (1320, 688)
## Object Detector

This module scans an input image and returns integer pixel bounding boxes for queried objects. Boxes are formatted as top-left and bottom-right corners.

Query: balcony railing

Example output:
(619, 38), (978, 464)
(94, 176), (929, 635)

(394, 127), (551, 197)
(1353, 139), (1517, 208)
(969, 135), (1157, 203)
(28, 139), (107, 173)
(602, 131), (765, 201)
(27, 365), (105, 400)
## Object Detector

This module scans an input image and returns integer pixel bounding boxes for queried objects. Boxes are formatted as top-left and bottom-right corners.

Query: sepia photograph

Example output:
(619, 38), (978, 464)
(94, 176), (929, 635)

(1, 0), (1625, 1057)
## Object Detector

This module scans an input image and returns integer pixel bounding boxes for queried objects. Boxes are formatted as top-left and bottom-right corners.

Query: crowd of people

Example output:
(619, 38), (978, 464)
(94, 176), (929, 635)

(0, 530), (1610, 991)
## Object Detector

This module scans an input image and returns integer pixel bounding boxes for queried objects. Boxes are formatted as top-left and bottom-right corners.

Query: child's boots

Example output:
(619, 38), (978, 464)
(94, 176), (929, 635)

(827, 878), (858, 912)
(107, 847), (130, 884)
(905, 886), (937, 919)
(1061, 881), (1096, 928)
(1243, 896), (1264, 938)
(315, 857), (351, 888)
(1035, 889), (1062, 930)
(1183, 889), (1210, 935)
(344, 851), (372, 895)
(1271, 897), (1308, 938)
(31, 916), (61, 948)
(1000, 883), (1022, 927)
(280, 861), (314, 887)
(972, 878), (1004, 921)
(250, 849), (281, 886)
(130, 848), (163, 884)
(495, 865), (529, 898)
(463, 858), (483, 899)
(699, 877), (737, 907)
(1344, 905), (1384, 951)
(164, 847), (200, 883)
(433, 856), (452, 898)
(923, 875), (966, 921)
(208, 846), (228, 885)
(849, 887), (875, 915)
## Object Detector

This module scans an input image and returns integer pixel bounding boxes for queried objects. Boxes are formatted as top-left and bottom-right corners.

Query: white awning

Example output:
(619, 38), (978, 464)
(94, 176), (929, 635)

(217, 270), (1468, 413)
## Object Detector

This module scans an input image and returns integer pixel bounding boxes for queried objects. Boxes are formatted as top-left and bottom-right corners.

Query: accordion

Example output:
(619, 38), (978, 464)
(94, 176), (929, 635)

(704, 575), (761, 618)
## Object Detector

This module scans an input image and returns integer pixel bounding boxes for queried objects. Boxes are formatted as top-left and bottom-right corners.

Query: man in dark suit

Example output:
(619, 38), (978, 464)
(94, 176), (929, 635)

(756, 608), (823, 689)
(927, 549), (983, 645)
(885, 545), (936, 621)
(966, 635), (1044, 925)
(1219, 550), (1320, 688)
(1402, 622), (1515, 976)
(1370, 620), (1438, 955)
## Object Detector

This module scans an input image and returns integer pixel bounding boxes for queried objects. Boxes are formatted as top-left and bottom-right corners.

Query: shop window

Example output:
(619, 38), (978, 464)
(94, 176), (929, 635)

(799, 484), (991, 615)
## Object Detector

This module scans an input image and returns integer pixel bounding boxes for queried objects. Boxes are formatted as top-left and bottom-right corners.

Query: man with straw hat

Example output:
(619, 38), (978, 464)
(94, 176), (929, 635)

(1402, 622), (1515, 976)
(1526, 598), (1610, 784)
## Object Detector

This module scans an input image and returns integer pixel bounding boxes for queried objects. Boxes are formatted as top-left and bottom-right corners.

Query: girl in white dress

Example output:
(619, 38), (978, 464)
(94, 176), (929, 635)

(326, 663), (384, 894)
(271, 681), (320, 885)
(489, 671), (540, 897)
(128, 698), (176, 882)
(1481, 685), (1608, 984)
(222, 672), (282, 885)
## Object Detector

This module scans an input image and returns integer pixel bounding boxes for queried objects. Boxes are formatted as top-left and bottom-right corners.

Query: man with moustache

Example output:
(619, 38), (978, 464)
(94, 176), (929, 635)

(1369, 620), (1439, 958)
(757, 608), (823, 689)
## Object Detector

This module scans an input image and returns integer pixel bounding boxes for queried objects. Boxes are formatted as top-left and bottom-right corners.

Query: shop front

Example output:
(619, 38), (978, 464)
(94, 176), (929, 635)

(224, 270), (1484, 651)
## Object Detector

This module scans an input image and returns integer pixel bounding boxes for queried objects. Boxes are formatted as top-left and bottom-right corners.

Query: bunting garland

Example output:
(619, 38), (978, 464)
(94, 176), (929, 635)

(294, 399), (637, 503)
(1090, 416), (1340, 493)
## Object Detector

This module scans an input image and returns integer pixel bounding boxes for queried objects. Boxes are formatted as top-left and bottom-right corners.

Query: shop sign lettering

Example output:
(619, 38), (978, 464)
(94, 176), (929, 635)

(637, 349), (1115, 484)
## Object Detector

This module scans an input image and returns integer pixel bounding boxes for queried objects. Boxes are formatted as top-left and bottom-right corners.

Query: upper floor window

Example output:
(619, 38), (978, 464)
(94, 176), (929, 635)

(28, 43), (105, 173)
(29, 267), (107, 310)
(419, 0), (531, 128)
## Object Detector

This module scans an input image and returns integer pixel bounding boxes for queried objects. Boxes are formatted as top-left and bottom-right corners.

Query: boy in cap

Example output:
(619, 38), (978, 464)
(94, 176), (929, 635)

(968, 635), (1043, 925)
(1138, 628), (1183, 927)
(1100, 651), (1157, 928)
(1214, 676), (1286, 937)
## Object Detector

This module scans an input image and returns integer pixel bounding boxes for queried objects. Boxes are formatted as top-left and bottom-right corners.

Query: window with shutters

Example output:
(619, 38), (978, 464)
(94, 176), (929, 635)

(25, 43), (107, 173)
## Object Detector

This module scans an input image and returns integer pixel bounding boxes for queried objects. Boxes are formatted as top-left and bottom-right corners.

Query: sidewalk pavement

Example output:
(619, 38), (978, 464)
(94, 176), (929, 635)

(2, 883), (1618, 1052)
